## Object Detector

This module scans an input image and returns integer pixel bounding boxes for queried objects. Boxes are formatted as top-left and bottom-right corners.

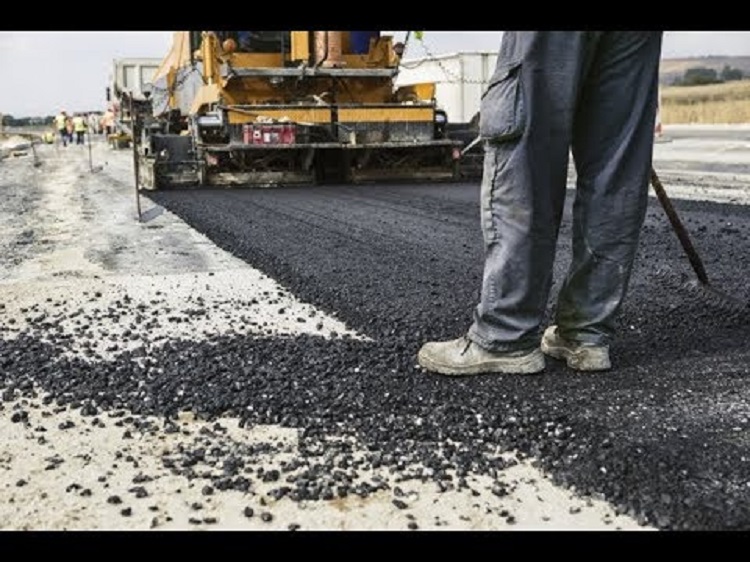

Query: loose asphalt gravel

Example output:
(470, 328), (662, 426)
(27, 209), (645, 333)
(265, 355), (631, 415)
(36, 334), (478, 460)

(2, 131), (750, 532)
(145, 180), (750, 531)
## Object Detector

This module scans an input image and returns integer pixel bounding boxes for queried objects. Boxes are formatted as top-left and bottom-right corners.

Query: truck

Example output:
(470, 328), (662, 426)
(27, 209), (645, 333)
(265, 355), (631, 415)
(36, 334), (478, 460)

(106, 57), (162, 146)
(395, 51), (497, 126)
(131, 31), (466, 190)
(395, 51), (499, 179)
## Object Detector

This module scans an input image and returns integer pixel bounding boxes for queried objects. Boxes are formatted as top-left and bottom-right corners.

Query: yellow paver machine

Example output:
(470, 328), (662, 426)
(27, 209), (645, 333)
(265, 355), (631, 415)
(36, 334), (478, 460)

(133, 31), (466, 189)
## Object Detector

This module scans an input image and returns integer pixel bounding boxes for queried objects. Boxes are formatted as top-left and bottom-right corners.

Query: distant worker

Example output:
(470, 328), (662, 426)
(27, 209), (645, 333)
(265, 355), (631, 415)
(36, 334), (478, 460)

(55, 110), (69, 147)
(72, 113), (87, 145)
(87, 112), (101, 136)
(65, 114), (75, 144)
(101, 108), (115, 137)
(236, 31), (252, 52)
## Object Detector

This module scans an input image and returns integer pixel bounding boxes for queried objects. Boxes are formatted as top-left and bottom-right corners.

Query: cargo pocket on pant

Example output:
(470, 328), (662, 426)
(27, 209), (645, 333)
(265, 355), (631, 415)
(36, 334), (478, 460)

(479, 61), (525, 143)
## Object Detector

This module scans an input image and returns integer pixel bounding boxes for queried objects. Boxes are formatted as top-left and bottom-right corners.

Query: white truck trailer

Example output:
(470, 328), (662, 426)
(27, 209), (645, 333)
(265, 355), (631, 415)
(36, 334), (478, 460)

(395, 51), (497, 128)
(107, 58), (162, 143)
(395, 51), (498, 179)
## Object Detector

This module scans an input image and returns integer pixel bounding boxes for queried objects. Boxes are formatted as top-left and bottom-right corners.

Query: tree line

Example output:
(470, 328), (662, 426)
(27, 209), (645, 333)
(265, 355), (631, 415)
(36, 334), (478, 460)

(1, 115), (54, 128)
(672, 65), (745, 86)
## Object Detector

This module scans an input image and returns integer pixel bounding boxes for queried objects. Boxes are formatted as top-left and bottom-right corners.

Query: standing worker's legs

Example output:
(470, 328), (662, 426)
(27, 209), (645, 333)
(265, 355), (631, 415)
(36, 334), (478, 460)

(543, 31), (663, 370)
(418, 32), (591, 375)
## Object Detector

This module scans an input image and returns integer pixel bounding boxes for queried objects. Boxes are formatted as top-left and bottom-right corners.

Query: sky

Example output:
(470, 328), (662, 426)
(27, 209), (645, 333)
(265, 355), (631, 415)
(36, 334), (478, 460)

(1, 31), (750, 118)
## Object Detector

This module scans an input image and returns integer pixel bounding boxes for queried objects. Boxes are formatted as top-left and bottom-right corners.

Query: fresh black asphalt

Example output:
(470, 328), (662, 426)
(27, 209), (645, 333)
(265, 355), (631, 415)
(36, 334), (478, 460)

(3, 179), (750, 530)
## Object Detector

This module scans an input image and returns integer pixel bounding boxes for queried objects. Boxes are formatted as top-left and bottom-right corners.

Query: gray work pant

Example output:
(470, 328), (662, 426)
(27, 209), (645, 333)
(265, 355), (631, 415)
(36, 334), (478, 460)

(467, 31), (663, 352)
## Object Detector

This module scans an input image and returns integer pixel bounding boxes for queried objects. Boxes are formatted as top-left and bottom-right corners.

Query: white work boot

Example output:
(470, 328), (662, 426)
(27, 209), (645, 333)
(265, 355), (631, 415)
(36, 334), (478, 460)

(541, 325), (611, 372)
(417, 336), (545, 376)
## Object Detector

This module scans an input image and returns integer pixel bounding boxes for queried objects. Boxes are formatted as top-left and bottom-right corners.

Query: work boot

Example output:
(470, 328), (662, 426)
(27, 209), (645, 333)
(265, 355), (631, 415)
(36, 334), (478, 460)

(417, 336), (545, 376)
(541, 325), (611, 372)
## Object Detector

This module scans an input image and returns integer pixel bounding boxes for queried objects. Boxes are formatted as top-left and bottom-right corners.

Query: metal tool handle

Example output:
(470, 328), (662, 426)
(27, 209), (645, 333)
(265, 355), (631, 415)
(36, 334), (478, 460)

(649, 166), (709, 285)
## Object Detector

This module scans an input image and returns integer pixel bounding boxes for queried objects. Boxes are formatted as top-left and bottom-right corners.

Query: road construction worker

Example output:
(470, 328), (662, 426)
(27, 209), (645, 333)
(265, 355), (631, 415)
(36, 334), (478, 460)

(72, 114), (87, 145)
(65, 115), (75, 144)
(87, 112), (101, 135)
(417, 31), (664, 376)
(100, 109), (115, 137)
(55, 111), (69, 146)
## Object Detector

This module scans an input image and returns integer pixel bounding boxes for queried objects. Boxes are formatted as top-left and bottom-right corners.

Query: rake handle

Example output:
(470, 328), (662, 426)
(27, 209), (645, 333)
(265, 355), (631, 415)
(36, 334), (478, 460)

(649, 166), (710, 285)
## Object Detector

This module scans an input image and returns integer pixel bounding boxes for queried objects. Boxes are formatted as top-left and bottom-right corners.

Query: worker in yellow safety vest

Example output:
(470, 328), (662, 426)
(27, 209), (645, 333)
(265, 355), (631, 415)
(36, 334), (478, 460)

(72, 114), (87, 145)
(54, 111), (70, 146)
